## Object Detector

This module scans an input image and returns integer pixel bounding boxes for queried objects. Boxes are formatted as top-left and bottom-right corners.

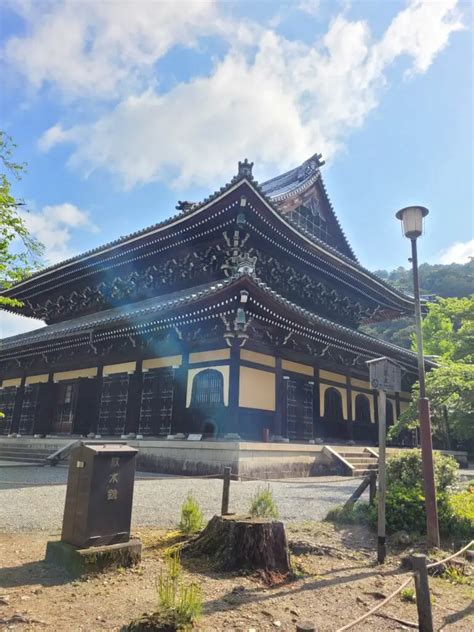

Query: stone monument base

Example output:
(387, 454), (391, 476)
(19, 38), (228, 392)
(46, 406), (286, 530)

(45, 539), (141, 577)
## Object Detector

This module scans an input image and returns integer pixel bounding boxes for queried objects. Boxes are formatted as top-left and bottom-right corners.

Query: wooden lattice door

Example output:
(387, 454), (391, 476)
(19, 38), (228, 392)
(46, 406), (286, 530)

(19, 384), (39, 434)
(138, 368), (175, 436)
(53, 382), (78, 434)
(98, 374), (130, 435)
(285, 377), (314, 441)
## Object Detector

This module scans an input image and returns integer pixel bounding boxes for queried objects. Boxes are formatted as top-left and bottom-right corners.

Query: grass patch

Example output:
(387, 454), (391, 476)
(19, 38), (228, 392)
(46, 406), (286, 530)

(179, 494), (204, 535)
(325, 502), (372, 526)
(249, 485), (279, 519)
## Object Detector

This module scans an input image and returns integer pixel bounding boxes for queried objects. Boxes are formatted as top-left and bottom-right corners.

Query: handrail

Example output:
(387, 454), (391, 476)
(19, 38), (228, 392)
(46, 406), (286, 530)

(323, 445), (355, 475)
(46, 439), (81, 466)
(364, 446), (379, 459)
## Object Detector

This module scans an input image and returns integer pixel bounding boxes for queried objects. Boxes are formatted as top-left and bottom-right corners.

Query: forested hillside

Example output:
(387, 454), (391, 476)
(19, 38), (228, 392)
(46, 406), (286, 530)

(361, 260), (473, 348)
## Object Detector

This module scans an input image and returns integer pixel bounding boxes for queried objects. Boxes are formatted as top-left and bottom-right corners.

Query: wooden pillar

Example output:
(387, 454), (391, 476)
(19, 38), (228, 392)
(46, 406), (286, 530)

(273, 357), (284, 438)
(395, 391), (401, 420)
(227, 344), (240, 435)
(346, 374), (354, 440)
(90, 365), (104, 434)
(125, 360), (142, 434)
(171, 349), (189, 435)
(373, 390), (380, 445)
(313, 366), (321, 439)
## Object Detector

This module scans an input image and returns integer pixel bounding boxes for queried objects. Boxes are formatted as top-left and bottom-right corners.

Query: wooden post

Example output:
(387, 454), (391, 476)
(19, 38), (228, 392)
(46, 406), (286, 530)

(377, 388), (387, 564)
(296, 622), (316, 632)
(412, 553), (434, 632)
(369, 472), (377, 506)
(221, 467), (231, 515)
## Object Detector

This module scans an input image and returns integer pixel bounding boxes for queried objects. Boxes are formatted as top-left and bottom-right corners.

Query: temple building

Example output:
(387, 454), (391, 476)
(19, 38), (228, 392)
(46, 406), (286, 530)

(0, 155), (420, 443)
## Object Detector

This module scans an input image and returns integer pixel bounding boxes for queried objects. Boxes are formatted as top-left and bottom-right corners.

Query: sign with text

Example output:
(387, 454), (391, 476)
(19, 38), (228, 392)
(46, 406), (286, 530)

(366, 357), (402, 393)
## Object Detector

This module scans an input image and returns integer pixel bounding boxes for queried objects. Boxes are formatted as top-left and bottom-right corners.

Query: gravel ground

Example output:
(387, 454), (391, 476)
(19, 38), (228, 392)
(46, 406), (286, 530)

(0, 465), (366, 532)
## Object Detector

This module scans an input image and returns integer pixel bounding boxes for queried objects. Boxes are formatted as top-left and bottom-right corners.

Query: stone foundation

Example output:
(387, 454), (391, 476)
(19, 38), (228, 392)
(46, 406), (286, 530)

(45, 539), (141, 577)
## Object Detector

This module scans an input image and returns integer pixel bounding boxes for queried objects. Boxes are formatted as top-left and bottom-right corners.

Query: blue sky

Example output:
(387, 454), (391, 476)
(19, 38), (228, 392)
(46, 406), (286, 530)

(0, 0), (472, 336)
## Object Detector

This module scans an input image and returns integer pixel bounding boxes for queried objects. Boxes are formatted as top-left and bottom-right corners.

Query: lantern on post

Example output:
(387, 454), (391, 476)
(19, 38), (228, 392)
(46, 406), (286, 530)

(366, 357), (402, 564)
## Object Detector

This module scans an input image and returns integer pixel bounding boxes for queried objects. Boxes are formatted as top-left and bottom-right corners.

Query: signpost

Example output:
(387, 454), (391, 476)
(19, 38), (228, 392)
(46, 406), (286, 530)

(366, 357), (402, 564)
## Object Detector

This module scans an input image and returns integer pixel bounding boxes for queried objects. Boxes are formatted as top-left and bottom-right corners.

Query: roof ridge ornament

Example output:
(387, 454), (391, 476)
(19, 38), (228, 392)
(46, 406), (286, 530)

(237, 158), (254, 179)
(296, 153), (325, 182)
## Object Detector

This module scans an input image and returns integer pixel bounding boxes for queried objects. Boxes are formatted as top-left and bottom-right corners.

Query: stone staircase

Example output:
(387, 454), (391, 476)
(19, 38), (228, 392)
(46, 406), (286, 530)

(0, 443), (52, 465)
(334, 447), (379, 477)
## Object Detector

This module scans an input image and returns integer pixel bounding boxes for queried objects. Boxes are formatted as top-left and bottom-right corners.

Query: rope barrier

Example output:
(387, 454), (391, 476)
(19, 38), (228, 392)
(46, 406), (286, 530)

(238, 473), (367, 484)
(333, 539), (474, 632)
(427, 539), (474, 569)
(336, 576), (413, 632)
(1, 471), (368, 486)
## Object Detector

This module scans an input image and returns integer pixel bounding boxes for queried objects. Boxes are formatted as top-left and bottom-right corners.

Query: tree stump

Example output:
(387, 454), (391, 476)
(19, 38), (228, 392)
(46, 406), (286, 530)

(182, 515), (292, 583)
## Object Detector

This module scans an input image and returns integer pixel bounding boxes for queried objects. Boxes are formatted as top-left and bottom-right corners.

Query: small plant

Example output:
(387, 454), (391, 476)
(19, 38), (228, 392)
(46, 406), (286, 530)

(401, 587), (416, 603)
(157, 549), (203, 629)
(325, 502), (372, 526)
(442, 565), (471, 585)
(179, 493), (204, 535)
(249, 485), (279, 519)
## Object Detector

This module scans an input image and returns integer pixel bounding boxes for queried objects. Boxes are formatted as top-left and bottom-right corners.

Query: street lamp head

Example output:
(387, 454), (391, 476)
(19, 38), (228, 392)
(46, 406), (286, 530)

(395, 205), (429, 240)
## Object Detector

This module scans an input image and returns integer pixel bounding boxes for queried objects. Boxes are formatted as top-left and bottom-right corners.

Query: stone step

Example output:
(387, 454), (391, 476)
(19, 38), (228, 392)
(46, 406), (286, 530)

(337, 451), (377, 458)
(0, 447), (52, 456)
(352, 468), (378, 477)
(345, 458), (378, 465)
(0, 454), (47, 464)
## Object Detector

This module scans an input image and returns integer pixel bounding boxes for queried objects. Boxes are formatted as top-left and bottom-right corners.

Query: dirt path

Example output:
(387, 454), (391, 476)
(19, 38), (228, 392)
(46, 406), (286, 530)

(0, 523), (472, 631)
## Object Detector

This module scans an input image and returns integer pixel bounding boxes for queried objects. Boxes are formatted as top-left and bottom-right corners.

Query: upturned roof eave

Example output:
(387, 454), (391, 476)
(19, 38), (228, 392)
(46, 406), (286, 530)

(1, 173), (415, 313)
(0, 272), (424, 372)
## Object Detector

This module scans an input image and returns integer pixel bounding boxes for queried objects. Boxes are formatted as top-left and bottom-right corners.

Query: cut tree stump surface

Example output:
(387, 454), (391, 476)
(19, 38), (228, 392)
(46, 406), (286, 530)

(182, 514), (292, 582)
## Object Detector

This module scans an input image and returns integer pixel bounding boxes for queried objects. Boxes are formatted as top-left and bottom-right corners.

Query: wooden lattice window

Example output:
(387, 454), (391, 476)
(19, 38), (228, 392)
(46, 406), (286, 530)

(191, 369), (224, 408)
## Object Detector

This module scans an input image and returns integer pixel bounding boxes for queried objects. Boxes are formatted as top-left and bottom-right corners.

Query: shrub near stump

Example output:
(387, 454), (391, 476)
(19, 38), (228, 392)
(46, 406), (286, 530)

(182, 514), (292, 583)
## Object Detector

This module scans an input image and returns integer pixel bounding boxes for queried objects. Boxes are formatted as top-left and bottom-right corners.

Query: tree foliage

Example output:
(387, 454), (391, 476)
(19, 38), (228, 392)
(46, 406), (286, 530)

(0, 131), (43, 306)
(374, 260), (474, 299)
(389, 295), (474, 445)
(363, 261), (473, 349)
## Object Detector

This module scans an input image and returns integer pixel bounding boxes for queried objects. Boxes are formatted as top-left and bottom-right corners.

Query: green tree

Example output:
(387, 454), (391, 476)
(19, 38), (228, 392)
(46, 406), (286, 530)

(0, 131), (43, 307)
(389, 296), (474, 446)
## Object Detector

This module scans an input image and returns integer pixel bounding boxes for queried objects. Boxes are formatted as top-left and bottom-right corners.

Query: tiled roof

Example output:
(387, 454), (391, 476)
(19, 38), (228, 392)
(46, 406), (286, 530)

(0, 279), (234, 351)
(1, 272), (423, 371)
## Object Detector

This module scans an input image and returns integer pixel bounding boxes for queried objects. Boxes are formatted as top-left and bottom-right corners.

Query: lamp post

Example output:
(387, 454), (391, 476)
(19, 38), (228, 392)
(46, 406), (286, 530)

(395, 205), (440, 548)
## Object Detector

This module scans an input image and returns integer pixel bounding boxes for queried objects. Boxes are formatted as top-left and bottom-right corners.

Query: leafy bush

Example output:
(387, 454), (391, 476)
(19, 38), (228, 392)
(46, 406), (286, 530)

(326, 452), (472, 539)
(179, 493), (204, 535)
(386, 450), (459, 492)
(249, 486), (279, 519)
(443, 491), (474, 539)
(157, 549), (203, 629)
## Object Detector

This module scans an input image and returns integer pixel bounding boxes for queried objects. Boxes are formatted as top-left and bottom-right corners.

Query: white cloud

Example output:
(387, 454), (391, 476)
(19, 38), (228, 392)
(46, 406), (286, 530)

(438, 239), (474, 264)
(298, 1), (321, 17)
(0, 311), (45, 340)
(9, 0), (465, 187)
(20, 203), (99, 265)
(4, 0), (220, 99)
